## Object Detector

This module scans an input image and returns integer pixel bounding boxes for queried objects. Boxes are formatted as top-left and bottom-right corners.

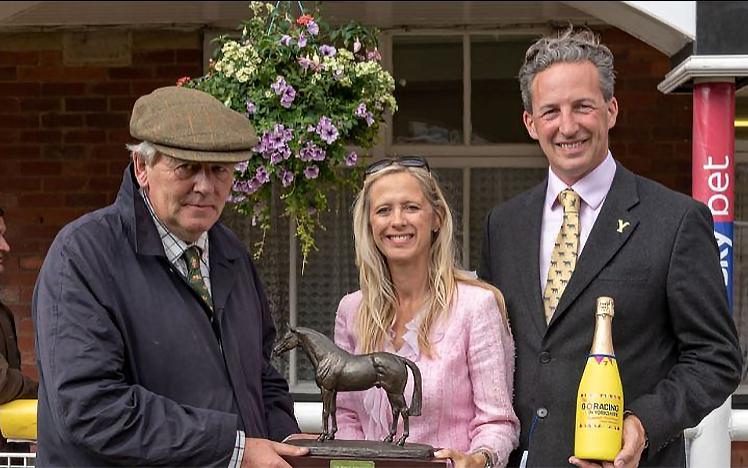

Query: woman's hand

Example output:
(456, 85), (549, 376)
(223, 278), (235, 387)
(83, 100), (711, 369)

(434, 448), (488, 468)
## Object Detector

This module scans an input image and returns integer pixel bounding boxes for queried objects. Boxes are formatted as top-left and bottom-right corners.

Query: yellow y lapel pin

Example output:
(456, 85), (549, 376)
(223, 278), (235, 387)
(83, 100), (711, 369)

(616, 219), (630, 233)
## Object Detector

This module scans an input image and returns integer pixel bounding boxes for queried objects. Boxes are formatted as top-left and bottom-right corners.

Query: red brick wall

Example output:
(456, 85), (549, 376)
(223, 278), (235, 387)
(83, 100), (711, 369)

(0, 30), (203, 377)
(602, 28), (693, 192)
(0, 27), (693, 381)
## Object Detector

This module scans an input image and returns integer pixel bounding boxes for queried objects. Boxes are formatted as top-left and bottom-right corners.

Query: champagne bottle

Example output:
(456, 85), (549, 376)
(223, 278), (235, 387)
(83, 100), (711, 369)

(574, 296), (623, 461)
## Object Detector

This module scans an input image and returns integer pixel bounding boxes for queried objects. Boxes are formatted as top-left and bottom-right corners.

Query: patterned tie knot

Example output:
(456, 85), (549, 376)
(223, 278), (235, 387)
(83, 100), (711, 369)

(559, 189), (580, 214)
(182, 246), (212, 311)
(183, 246), (202, 270)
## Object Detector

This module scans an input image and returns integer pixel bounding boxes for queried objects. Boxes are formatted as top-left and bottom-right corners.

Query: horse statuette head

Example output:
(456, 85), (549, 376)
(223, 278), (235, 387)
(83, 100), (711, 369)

(272, 326), (299, 358)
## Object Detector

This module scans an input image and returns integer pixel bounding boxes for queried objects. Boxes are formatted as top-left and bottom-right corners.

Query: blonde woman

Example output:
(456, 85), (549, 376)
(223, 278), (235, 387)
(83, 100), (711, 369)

(334, 157), (519, 468)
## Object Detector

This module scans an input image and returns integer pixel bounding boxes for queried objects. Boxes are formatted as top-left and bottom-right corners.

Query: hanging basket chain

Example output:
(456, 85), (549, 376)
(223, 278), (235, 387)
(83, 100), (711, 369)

(267, 1), (306, 33)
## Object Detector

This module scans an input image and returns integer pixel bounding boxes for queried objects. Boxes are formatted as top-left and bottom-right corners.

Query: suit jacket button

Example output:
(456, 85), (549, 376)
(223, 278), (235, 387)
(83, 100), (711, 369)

(537, 407), (548, 418)
(539, 351), (551, 364)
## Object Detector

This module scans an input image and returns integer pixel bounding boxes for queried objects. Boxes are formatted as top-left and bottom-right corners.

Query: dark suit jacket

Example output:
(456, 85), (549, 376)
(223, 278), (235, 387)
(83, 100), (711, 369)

(479, 162), (742, 467)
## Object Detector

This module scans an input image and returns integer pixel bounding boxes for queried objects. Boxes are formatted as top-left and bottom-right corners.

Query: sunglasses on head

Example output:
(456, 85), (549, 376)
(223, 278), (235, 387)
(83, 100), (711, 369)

(363, 156), (430, 179)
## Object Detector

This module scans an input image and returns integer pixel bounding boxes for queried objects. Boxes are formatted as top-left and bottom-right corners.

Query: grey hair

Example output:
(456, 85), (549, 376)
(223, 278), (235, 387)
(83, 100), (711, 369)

(126, 141), (158, 165)
(519, 28), (616, 113)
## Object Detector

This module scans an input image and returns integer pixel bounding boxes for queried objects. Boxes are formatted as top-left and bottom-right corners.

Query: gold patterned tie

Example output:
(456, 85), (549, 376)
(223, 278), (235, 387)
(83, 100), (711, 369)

(183, 246), (213, 311)
(543, 189), (580, 323)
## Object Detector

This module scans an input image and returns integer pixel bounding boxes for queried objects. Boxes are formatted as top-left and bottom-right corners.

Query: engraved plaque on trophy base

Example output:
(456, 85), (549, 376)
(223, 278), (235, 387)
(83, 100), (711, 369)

(283, 439), (448, 467)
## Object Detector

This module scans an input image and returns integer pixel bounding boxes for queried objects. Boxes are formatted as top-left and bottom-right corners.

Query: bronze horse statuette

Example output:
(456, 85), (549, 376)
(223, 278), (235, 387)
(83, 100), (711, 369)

(273, 326), (423, 446)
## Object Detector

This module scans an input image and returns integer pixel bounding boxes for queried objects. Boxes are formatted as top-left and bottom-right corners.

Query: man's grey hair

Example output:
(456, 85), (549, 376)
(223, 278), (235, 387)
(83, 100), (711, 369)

(519, 28), (616, 113)
(126, 141), (158, 165)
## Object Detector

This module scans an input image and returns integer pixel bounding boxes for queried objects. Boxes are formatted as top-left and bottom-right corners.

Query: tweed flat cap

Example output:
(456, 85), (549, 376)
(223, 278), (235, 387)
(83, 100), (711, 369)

(130, 86), (257, 162)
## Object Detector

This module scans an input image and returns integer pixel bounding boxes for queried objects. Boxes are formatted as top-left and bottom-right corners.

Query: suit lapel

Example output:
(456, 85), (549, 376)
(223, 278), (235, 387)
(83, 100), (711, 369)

(208, 228), (241, 319)
(516, 182), (548, 337)
(549, 164), (640, 325)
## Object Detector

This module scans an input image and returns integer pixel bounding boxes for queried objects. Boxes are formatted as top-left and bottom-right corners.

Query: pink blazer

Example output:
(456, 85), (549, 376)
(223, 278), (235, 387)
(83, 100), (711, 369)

(334, 282), (519, 466)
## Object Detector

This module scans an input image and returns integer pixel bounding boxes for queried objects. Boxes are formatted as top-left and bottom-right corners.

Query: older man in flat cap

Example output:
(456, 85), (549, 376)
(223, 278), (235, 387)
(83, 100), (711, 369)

(32, 87), (308, 467)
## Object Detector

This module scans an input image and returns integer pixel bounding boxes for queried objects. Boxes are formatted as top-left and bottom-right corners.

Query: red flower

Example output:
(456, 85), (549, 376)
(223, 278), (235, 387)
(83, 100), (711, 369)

(296, 14), (314, 26)
(176, 76), (191, 87)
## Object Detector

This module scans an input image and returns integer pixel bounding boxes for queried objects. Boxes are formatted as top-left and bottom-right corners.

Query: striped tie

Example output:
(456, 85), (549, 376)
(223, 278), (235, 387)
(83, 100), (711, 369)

(183, 246), (213, 311)
(543, 189), (580, 323)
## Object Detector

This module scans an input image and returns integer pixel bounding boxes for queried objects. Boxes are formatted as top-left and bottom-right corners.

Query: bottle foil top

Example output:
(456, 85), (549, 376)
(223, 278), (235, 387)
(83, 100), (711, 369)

(596, 296), (615, 317)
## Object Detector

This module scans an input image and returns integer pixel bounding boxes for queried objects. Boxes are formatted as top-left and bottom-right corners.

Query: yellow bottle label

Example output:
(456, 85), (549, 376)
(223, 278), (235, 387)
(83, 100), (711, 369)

(574, 355), (623, 461)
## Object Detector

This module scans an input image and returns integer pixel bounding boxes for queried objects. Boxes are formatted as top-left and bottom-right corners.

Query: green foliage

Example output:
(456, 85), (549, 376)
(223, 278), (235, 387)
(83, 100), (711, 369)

(183, 1), (396, 266)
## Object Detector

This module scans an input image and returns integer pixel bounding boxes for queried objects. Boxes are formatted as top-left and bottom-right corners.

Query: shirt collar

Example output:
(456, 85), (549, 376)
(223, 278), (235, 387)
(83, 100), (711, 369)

(546, 151), (616, 210)
(139, 188), (209, 265)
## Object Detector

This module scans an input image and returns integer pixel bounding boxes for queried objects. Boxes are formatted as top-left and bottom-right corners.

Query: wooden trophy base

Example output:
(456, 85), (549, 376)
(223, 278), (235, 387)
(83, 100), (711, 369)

(283, 439), (449, 467)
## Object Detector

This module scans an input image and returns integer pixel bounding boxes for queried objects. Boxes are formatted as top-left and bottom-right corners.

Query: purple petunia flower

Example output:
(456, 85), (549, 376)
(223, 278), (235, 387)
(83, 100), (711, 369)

(345, 151), (358, 167)
(353, 103), (375, 127)
(255, 166), (270, 184)
(268, 132), (285, 151)
(332, 69), (343, 81)
(246, 101), (256, 115)
(269, 151), (283, 164)
(280, 169), (295, 187)
(271, 76), (287, 95)
(280, 146), (293, 160)
(280, 35), (293, 46)
(255, 126), (293, 166)
(235, 161), (249, 173)
(319, 45), (336, 57)
(298, 141), (326, 162)
(297, 143), (313, 162)
(266, 143), (291, 164)
(304, 165), (319, 179)
(307, 21), (319, 36)
(233, 178), (261, 196)
(232, 180), (245, 192)
(316, 116), (338, 144)
(259, 124), (293, 152)
(280, 86), (296, 108)
(354, 102), (367, 118)
(298, 33), (307, 48)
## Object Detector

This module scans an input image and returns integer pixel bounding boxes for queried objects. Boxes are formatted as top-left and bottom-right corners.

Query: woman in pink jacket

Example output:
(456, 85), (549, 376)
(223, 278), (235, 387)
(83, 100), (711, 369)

(334, 156), (519, 468)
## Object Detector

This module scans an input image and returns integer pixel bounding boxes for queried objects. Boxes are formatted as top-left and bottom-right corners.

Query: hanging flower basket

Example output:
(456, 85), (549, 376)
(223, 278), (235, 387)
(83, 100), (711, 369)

(181, 1), (397, 266)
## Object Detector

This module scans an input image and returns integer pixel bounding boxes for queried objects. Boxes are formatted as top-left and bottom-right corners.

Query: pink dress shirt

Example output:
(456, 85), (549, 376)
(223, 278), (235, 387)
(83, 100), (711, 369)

(334, 282), (520, 466)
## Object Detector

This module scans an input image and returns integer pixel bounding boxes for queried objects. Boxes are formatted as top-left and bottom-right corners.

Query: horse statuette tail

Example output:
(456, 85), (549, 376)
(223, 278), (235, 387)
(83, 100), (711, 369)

(401, 356), (423, 416)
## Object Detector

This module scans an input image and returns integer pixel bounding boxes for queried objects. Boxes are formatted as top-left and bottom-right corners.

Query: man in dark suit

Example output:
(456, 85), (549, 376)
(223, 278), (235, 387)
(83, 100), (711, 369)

(479, 29), (742, 467)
